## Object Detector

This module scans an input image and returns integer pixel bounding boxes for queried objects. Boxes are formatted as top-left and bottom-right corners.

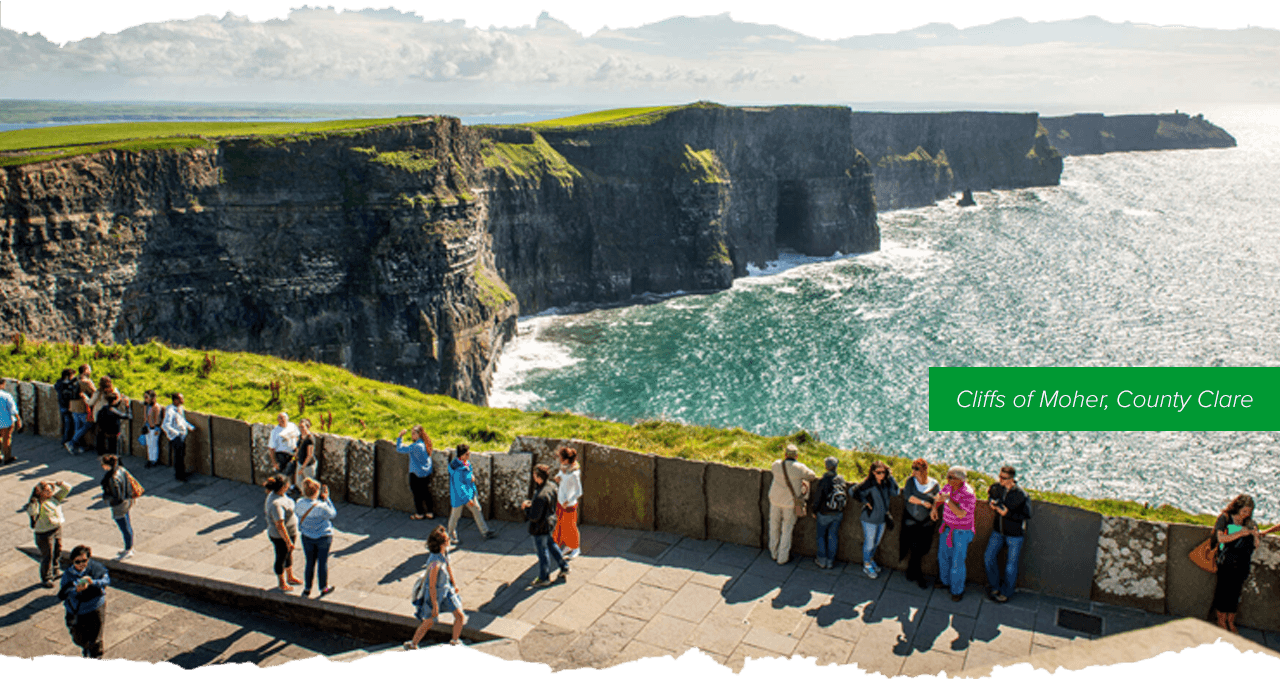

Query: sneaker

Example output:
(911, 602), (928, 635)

(991, 592), (1009, 604)
(64, 442), (74, 454)
(483, 531), (498, 539)
(449, 639), (466, 646)
(863, 564), (877, 579)
(530, 577), (551, 587)
(41, 581), (55, 589)
(403, 641), (418, 651)
(117, 549), (134, 560)
(558, 566), (570, 578)
(301, 589), (311, 597)
(951, 593), (963, 602)
(565, 548), (581, 560)
(321, 586), (335, 596)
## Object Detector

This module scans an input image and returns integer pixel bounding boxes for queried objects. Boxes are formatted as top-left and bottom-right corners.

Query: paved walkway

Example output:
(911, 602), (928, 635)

(4, 432), (1278, 671)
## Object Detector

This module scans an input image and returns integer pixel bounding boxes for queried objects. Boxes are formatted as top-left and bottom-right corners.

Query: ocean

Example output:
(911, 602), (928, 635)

(490, 106), (1280, 517)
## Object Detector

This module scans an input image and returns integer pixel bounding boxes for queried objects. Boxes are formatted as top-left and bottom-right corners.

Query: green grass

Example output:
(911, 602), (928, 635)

(680, 145), (728, 184)
(481, 135), (581, 187)
(524, 106), (679, 130)
(0, 117), (424, 167)
(0, 338), (1218, 526)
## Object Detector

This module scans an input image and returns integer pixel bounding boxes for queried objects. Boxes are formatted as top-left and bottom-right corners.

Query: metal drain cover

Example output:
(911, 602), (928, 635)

(1056, 607), (1103, 636)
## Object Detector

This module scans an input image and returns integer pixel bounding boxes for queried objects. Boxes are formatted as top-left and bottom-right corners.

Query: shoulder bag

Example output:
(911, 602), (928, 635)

(1188, 536), (1217, 574)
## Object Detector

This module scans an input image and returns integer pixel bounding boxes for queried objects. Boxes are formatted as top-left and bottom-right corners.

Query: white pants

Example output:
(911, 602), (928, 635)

(769, 504), (799, 564)
(146, 431), (160, 463)
(448, 501), (490, 540)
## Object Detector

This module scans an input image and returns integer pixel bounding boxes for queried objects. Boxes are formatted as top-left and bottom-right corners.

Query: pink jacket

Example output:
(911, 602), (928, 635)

(938, 481), (977, 546)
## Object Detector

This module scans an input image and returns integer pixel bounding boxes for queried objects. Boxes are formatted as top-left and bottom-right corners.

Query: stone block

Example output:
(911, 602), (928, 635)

(1091, 516), (1168, 613)
(510, 436), (577, 471)
(490, 452), (533, 522)
(128, 398), (147, 459)
(430, 449), (453, 511)
(346, 438), (375, 507)
(34, 381), (59, 438)
(655, 456), (707, 540)
(1020, 500), (1101, 599)
(581, 442), (655, 531)
(210, 416), (254, 485)
(318, 434), (350, 503)
(470, 452), (493, 519)
(706, 462), (765, 548)
(1238, 535), (1280, 631)
(250, 423), (274, 485)
(1165, 523), (1215, 620)
(375, 439), (416, 514)
(184, 410), (213, 478)
(17, 381), (36, 431)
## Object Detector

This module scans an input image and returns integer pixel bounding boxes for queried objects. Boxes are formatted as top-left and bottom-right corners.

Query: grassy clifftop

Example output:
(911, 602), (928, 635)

(0, 337), (1215, 526)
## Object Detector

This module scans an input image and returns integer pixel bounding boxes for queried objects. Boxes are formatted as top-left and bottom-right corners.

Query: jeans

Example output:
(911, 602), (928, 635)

(61, 409), (75, 445)
(983, 532), (1024, 598)
(115, 514), (134, 551)
(768, 504), (799, 564)
(71, 412), (90, 449)
(862, 520), (887, 570)
(937, 527), (975, 596)
(302, 534), (332, 591)
(816, 513), (843, 564)
(532, 533), (568, 580)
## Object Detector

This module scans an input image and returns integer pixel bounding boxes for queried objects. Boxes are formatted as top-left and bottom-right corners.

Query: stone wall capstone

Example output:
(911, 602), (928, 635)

(1091, 515), (1169, 613)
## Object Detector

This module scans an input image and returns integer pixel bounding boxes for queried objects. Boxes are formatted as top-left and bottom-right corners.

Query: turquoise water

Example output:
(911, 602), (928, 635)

(491, 107), (1280, 516)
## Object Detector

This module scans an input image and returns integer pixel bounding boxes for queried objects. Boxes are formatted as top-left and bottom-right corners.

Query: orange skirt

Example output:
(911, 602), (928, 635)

(553, 503), (579, 550)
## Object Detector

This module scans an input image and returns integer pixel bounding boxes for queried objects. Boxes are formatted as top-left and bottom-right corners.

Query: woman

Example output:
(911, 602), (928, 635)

(88, 376), (129, 457)
(850, 460), (899, 579)
(553, 447), (583, 559)
(397, 425), (434, 520)
(406, 525), (466, 649)
(142, 390), (163, 469)
(58, 545), (110, 658)
(1212, 494), (1279, 631)
(27, 479), (72, 587)
(448, 444), (495, 543)
(295, 478), (337, 597)
(295, 418), (318, 489)
(263, 474), (303, 592)
(899, 458), (939, 588)
(812, 457), (847, 569)
(100, 455), (137, 559)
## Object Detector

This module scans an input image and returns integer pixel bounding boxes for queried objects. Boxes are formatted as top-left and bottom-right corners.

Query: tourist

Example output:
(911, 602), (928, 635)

(269, 412), (300, 477)
(851, 460), (899, 579)
(55, 368), (77, 454)
(295, 418), (318, 488)
(67, 364), (95, 455)
(88, 377), (129, 457)
(812, 456), (848, 569)
(898, 458), (939, 588)
(161, 393), (196, 481)
(448, 444), (496, 543)
(99, 455), (138, 559)
(263, 474), (302, 592)
(0, 383), (20, 465)
(295, 478), (337, 597)
(1212, 494), (1280, 631)
(553, 446), (582, 559)
(983, 465), (1031, 603)
(931, 466), (977, 601)
(397, 425), (435, 520)
(406, 526), (466, 648)
(142, 390), (163, 469)
(768, 444), (817, 565)
(58, 545), (110, 658)
(27, 479), (71, 587)
(522, 464), (569, 586)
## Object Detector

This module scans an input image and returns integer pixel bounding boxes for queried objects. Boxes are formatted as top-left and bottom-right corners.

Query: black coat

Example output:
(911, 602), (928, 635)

(525, 481), (559, 535)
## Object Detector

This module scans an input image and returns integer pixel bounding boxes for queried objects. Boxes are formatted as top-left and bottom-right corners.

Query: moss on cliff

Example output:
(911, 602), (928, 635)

(481, 134), (581, 187)
(473, 262), (516, 311)
(680, 145), (728, 184)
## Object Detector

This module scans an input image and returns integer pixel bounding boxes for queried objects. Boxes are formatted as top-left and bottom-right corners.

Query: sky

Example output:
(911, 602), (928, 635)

(0, 9), (1274, 114)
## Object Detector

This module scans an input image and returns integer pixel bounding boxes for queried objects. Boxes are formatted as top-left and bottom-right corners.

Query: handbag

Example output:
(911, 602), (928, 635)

(782, 459), (807, 518)
(1188, 537), (1217, 574)
(125, 470), (146, 499)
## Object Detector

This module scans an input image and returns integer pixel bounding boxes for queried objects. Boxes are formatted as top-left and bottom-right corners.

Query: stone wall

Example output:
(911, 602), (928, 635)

(7, 378), (1279, 632)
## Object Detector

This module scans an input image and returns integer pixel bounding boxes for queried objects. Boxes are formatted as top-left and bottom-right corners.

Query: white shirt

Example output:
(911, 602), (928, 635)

(269, 423), (300, 453)
(556, 468), (582, 507)
(161, 404), (194, 440)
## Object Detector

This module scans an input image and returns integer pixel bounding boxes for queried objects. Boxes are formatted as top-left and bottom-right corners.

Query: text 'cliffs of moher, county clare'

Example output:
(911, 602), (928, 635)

(0, 104), (1236, 405)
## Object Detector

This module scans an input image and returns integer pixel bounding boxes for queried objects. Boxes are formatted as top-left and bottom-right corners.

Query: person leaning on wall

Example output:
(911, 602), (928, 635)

(1211, 494), (1280, 632)
(768, 444), (816, 566)
(983, 465), (1031, 604)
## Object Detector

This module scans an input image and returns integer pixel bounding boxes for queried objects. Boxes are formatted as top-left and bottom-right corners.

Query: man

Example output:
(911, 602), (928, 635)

(812, 457), (847, 569)
(0, 384), (21, 465)
(768, 444), (816, 565)
(54, 368), (77, 453)
(161, 393), (196, 481)
(932, 466), (977, 602)
(58, 545), (110, 658)
(522, 464), (569, 586)
(268, 412), (300, 478)
(67, 364), (95, 455)
(984, 465), (1031, 603)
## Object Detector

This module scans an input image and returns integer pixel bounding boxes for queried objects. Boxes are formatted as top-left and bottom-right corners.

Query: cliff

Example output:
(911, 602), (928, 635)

(2, 104), (1074, 404)
(1040, 113), (1237, 155)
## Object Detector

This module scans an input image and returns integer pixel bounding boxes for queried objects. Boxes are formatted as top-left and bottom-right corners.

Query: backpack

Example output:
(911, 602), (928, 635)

(824, 477), (848, 512)
(125, 470), (145, 499)
(56, 380), (76, 410)
(411, 569), (428, 603)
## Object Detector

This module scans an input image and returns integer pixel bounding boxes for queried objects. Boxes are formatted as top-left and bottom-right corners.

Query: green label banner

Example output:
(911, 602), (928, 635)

(928, 367), (1280, 431)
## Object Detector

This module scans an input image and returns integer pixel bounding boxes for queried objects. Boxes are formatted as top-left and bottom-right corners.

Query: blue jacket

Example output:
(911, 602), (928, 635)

(449, 458), (477, 508)
(295, 497), (337, 539)
(59, 560), (110, 615)
(396, 436), (433, 478)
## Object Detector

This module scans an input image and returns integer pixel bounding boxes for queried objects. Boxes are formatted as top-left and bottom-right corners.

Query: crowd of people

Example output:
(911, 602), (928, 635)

(8, 375), (1278, 653)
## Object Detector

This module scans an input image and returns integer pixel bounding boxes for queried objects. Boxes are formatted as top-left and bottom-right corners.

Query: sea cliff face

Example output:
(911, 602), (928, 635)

(2, 105), (1076, 404)
(1040, 113), (1237, 155)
